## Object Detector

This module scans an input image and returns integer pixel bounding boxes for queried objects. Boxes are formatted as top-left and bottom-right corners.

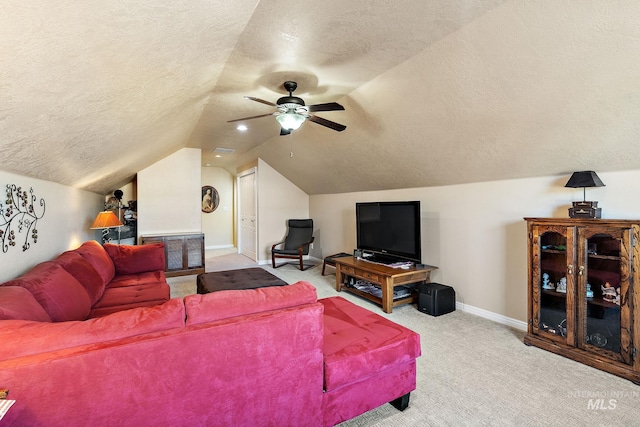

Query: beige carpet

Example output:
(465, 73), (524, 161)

(168, 255), (640, 426)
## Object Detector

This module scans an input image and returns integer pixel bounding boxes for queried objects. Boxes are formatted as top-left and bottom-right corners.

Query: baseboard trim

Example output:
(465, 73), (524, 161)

(456, 302), (527, 331)
(205, 244), (235, 250)
(259, 255), (319, 266)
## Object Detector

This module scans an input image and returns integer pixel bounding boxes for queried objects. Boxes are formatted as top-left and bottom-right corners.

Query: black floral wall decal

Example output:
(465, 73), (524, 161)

(0, 184), (46, 252)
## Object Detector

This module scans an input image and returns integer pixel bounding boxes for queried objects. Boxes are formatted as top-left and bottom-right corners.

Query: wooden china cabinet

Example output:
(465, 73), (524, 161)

(524, 218), (640, 384)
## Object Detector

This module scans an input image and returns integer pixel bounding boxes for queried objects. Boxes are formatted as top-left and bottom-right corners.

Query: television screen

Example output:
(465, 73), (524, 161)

(356, 201), (421, 264)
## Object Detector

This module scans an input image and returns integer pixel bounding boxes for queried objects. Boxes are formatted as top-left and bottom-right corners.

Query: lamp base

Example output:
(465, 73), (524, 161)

(569, 201), (601, 218)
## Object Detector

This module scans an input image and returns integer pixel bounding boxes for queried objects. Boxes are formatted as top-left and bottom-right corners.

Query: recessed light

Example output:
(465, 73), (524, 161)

(236, 124), (248, 131)
(215, 155), (222, 158)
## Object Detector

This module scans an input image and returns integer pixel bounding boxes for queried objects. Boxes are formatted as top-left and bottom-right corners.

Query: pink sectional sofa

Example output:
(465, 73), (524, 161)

(0, 241), (420, 426)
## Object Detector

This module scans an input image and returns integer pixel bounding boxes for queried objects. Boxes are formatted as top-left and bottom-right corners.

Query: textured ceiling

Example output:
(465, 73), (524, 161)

(2, 1), (640, 195)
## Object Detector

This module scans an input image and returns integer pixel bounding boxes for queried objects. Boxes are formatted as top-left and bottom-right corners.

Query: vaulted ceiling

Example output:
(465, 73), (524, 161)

(2, 1), (640, 196)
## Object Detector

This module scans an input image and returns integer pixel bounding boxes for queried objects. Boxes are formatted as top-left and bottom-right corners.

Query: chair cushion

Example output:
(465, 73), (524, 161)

(104, 243), (165, 275)
(319, 296), (421, 391)
(2, 262), (92, 322)
(282, 219), (313, 254)
(0, 286), (52, 322)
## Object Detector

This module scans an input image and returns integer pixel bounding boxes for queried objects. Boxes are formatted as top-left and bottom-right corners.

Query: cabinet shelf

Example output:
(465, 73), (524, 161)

(541, 249), (566, 255)
(588, 254), (620, 261)
(541, 288), (620, 309)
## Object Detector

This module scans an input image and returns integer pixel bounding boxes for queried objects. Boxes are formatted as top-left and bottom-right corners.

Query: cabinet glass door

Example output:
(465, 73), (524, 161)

(533, 227), (575, 344)
(580, 229), (632, 364)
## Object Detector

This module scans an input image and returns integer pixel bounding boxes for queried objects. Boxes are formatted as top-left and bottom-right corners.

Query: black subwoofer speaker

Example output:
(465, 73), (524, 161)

(418, 283), (456, 316)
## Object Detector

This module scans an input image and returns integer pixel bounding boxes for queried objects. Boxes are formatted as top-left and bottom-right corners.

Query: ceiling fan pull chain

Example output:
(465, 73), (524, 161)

(289, 135), (294, 158)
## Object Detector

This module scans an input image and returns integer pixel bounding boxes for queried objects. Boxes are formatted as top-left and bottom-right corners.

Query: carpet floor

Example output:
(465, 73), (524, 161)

(167, 253), (640, 426)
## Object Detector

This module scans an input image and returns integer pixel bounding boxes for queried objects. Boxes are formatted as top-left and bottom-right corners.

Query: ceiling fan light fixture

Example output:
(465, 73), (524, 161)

(276, 112), (306, 131)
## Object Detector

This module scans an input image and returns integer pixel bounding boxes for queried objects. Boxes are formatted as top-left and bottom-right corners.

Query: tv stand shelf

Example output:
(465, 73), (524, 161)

(333, 256), (437, 313)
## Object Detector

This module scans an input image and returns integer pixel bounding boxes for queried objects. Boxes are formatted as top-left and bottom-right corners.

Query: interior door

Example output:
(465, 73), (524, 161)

(238, 169), (257, 261)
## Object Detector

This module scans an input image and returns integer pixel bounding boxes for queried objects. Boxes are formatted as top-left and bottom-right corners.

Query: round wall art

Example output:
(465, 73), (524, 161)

(201, 186), (220, 213)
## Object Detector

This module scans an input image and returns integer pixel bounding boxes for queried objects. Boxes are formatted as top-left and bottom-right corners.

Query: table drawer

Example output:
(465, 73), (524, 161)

(340, 265), (381, 283)
(340, 265), (356, 275)
(359, 270), (381, 282)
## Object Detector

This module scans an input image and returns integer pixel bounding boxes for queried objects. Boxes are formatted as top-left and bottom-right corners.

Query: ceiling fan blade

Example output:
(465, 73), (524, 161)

(307, 102), (345, 112)
(227, 113), (275, 123)
(245, 96), (277, 107)
(280, 128), (292, 136)
(308, 114), (346, 132)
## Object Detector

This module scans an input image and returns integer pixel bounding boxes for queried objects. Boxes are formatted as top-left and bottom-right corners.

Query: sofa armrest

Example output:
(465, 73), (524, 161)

(184, 281), (317, 326)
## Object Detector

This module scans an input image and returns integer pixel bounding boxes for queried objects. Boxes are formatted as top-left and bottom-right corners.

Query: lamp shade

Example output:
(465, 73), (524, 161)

(90, 211), (123, 229)
(276, 112), (306, 131)
(564, 171), (605, 189)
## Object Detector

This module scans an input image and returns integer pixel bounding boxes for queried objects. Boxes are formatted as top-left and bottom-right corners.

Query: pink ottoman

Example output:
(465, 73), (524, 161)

(319, 296), (421, 426)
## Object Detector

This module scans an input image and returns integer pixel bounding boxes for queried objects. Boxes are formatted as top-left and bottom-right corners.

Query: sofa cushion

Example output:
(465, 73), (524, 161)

(0, 286), (52, 322)
(75, 240), (115, 285)
(3, 262), (92, 322)
(88, 282), (170, 318)
(54, 250), (106, 305)
(0, 298), (185, 360)
(319, 296), (421, 391)
(104, 243), (165, 275)
(184, 281), (317, 326)
(108, 271), (167, 288)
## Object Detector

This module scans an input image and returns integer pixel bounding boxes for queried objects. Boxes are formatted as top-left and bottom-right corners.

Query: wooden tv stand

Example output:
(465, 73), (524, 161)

(333, 256), (437, 313)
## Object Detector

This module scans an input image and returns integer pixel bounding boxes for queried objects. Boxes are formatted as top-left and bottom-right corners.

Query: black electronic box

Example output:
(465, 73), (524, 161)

(418, 283), (456, 316)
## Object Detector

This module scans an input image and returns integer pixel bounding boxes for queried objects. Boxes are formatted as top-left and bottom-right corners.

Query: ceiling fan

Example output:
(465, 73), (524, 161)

(227, 81), (346, 135)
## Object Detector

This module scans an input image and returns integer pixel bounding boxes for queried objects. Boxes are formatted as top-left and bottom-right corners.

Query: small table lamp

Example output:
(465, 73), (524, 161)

(90, 211), (123, 244)
(564, 171), (605, 218)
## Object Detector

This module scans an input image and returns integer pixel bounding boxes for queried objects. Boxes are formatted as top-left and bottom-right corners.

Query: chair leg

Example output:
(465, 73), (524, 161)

(272, 254), (277, 268)
(322, 261), (326, 275)
(299, 256), (304, 271)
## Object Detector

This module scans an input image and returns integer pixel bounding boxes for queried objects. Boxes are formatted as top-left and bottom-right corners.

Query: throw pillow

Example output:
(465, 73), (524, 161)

(104, 243), (165, 275)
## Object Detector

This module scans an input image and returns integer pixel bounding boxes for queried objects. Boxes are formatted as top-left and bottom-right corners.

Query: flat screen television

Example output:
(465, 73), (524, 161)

(356, 201), (421, 264)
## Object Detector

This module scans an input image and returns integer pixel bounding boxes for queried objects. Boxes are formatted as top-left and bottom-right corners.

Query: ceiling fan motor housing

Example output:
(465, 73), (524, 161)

(276, 95), (305, 107)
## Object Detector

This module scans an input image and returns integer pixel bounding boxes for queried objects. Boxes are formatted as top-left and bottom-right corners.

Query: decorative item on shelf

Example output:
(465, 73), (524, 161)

(564, 171), (605, 218)
(0, 184), (45, 253)
(587, 333), (608, 348)
(90, 211), (123, 244)
(556, 276), (567, 293)
(601, 282), (620, 305)
(586, 283), (594, 298)
(541, 272), (555, 290)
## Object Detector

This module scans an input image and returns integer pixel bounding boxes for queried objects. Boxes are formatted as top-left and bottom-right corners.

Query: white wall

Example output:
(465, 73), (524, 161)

(0, 170), (103, 283)
(201, 166), (234, 249)
(137, 148), (201, 237)
(257, 159), (309, 263)
(310, 169), (640, 324)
